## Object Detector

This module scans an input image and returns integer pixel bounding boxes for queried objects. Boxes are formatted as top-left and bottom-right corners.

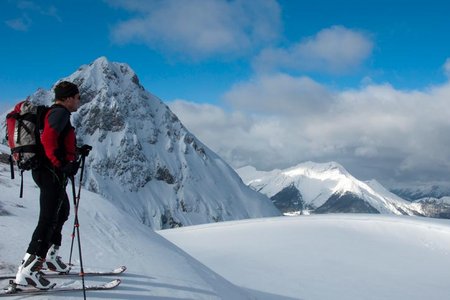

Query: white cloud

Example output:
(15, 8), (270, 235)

(5, 1), (61, 31)
(5, 15), (32, 31)
(224, 73), (333, 116)
(169, 99), (292, 168)
(108, 0), (282, 60)
(169, 75), (450, 184)
(17, 1), (61, 21)
(254, 25), (373, 74)
(444, 58), (450, 78)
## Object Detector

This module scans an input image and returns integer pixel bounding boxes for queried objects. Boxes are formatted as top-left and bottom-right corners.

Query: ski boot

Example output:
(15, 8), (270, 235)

(44, 245), (71, 273)
(15, 253), (55, 289)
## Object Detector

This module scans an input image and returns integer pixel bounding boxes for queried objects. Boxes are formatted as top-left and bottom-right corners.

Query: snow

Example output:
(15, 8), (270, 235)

(1, 163), (450, 299)
(161, 215), (450, 300)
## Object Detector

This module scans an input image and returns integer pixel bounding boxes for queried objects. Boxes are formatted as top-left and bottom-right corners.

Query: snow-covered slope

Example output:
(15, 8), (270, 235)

(237, 162), (422, 216)
(0, 160), (251, 299)
(2, 159), (450, 299)
(161, 214), (450, 300)
(0, 57), (280, 229)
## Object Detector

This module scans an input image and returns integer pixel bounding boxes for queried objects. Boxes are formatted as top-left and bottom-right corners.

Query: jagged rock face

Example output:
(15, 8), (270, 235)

(76, 60), (180, 193)
(270, 184), (305, 213)
(314, 192), (380, 214)
(0, 57), (280, 229)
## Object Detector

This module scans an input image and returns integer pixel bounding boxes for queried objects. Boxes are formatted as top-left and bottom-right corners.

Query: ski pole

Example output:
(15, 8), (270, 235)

(70, 173), (86, 300)
(68, 145), (91, 264)
(68, 154), (86, 265)
(68, 154), (87, 300)
(69, 177), (77, 266)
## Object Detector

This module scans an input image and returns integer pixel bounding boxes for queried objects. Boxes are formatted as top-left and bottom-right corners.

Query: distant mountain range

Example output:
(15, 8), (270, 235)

(390, 184), (450, 201)
(1, 56), (448, 228)
(237, 162), (450, 219)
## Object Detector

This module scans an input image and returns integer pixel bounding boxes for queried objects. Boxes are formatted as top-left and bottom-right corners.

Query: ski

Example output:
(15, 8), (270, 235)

(0, 265), (126, 281)
(0, 279), (121, 297)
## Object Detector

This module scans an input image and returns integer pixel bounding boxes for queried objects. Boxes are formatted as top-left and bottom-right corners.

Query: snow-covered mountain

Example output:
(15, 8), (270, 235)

(0, 57), (280, 229)
(390, 183), (450, 200)
(237, 162), (424, 216)
(414, 196), (450, 218)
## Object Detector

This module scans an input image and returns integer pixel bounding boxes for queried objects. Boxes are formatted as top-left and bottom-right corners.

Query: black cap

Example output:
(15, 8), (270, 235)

(54, 81), (79, 100)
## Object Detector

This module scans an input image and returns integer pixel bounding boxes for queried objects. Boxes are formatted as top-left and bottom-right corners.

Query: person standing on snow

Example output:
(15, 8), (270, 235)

(14, 81), (89, 289)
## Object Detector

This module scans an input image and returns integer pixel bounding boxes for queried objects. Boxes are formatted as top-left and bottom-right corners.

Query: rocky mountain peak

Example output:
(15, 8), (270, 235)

(73, 56), (142, 91)
(61, 58), (281, 228)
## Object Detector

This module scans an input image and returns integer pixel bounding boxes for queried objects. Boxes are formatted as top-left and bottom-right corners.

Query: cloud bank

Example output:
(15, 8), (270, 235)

(169, 73), (450, 185)
(108, 0), (282, 59)
(254, 26), (373, 74)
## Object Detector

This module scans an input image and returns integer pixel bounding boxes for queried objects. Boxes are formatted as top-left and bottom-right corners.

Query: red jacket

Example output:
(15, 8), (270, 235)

(41, 105), (77, 168)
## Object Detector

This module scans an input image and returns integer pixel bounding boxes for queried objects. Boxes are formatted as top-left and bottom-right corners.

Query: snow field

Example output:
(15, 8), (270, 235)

(160, 214), (450, 300)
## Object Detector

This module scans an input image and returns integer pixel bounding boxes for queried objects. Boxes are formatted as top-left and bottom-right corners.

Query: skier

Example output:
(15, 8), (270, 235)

(14, 81), (88, 289)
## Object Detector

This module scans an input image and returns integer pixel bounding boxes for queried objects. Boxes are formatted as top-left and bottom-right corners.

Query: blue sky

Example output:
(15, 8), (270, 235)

(2, 0), (450, 186)
(2, 0), (449, 105)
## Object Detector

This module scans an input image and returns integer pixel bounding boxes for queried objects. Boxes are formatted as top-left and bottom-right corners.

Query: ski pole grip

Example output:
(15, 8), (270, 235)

(78, 144), (92, 158)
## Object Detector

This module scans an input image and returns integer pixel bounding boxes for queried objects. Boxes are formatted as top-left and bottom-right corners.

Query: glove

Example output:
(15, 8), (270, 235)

(61, 160), (80, 177)
(77, 144), (92, 157)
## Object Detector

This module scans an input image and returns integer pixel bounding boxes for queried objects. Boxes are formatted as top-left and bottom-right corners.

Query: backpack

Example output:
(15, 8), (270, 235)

(5, 99), (50, 197)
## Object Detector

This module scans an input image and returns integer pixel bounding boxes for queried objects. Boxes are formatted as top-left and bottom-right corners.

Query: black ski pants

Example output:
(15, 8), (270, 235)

(27, 167), (70, 258)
